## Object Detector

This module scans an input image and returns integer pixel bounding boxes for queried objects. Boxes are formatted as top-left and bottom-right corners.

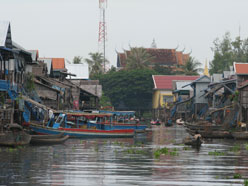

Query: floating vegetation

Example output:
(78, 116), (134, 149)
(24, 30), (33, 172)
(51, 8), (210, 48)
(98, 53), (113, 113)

(124, 148), (147, 155)
(183, 146), (190, 151)
(208, 150), (225, 156)
(72, 146), (75, 152)
(244, 179), (248, 186)
(154, 147), (179, 158)
(230, 145), (241, 152)
(245, 143), (248, 151)
(8, 147), (17, 152)
(94, 146), (99, 152)
(233, 173), (242, 179)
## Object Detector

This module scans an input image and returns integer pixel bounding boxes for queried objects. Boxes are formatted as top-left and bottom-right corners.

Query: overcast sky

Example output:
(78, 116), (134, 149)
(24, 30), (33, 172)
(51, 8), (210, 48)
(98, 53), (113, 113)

(1, 0), (248, 68)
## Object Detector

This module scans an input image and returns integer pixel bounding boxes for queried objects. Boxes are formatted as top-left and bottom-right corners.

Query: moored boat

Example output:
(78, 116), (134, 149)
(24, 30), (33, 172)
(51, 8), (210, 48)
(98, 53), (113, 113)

(29, 112), (135, 138)
(186, 128), (232, 139)
(184, 121), (224, 131)
(0, 124), (31, 147)
(30, 134), (69, 145)
(232, 131), (248, 139)
(29, 123), (134, 138)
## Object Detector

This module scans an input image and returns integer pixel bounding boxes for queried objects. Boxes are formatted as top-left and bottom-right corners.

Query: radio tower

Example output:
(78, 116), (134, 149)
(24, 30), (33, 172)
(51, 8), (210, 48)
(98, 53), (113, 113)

(98, 0), (107, 72)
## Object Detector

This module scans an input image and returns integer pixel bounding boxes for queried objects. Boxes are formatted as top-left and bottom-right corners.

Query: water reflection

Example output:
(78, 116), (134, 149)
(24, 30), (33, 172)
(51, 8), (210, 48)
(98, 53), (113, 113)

(0, 125), (248, 185)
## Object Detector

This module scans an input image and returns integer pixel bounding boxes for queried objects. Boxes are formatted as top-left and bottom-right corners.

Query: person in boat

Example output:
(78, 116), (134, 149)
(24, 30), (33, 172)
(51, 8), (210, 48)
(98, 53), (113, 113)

(194, 130), (202, 140)
(155, 118), (160, 125)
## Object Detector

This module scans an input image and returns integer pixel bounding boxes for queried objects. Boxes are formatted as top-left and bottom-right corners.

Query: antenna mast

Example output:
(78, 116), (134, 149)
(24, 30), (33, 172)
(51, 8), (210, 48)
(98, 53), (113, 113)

(98, 0), (107, 72)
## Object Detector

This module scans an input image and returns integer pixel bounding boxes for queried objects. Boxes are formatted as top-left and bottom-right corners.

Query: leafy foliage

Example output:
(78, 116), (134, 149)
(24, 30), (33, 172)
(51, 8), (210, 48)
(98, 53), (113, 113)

(97, 68), (158, 110)
(210, 32), (248, 74)
(85, 52), (109, 78)
(153, 63), (175, 75)
(73, 56), (83, 64)
(99, 92), (112, 108)
(25, 73), (35, 92)
(182, 57), (202, 75)
(125, 47), (154, 70)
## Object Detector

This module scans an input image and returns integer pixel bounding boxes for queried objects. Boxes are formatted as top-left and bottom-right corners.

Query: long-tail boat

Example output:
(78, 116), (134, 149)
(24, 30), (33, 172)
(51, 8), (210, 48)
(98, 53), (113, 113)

(29, 112), (135, 138)
(0, 123), (31, 147)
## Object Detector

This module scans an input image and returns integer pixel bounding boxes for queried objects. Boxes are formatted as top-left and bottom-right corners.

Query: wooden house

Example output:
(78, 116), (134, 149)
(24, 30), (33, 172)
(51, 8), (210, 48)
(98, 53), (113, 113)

(152, 75), (199, 119)
(183, 75), (211, 119)
(25, 50), (47, 76)
(234, 62), (248, 123)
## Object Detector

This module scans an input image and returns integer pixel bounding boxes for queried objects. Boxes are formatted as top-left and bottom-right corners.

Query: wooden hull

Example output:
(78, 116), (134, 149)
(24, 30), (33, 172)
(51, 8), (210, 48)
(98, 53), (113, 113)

(0, 131), (31, 147)
(186, 128), (232, 139)
(29, 124), (135, 138)
(30, 135), (69, 145)
(232, 131), (248, 139)
(184, 122), (223, 131)
(183, 137), (203, 147)
(31, 132), (64, 139)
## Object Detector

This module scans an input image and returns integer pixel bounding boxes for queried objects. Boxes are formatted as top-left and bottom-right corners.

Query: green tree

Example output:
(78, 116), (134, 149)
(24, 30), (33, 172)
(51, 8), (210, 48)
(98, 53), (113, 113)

(98, 68), (158, 111)
(210, 32), (248, 74)
(153, 63), (175, 75)
(85, 52), (109, 78)
(125, 47), (154, 70)
(182, 57), (202, 75)
(99, 92), (112, 108)
(73, 56), (83, 64)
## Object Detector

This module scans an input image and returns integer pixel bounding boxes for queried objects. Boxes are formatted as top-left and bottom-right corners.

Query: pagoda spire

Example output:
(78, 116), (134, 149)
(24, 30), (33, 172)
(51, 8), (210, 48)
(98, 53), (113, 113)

(151, 38), (157, 48)
(203, 59), (209, 76)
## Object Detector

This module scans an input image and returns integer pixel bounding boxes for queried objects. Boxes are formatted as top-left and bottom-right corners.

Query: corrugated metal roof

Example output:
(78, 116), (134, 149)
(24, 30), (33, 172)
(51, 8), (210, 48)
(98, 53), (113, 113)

(212, 73), (223, 82)
(176, 81), (193, 91)
(0, 21), (11, 47)
(39, 58), (52, 74)
(28, 50), (39, 61)
(65, 63), (89, 79)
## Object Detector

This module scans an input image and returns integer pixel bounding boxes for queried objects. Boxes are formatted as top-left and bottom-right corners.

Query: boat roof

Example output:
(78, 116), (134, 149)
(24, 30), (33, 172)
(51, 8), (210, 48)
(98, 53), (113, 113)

(99, 110), (135, 116)
(55, 111), (113, 118)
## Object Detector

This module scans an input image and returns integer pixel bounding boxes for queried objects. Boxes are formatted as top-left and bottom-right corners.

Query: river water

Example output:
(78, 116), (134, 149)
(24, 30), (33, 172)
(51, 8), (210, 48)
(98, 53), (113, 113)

(0, 125), (248, 186)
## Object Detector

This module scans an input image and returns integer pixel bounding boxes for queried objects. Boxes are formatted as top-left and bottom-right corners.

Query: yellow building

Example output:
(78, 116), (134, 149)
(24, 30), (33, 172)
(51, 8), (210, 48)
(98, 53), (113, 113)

(152, 75), (199, 110)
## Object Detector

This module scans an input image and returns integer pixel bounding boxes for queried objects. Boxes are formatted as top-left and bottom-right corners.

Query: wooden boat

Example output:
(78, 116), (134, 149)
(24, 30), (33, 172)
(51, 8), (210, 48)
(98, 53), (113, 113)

(183, 135), (203, 147)
(31, 132), (64, 139)
(29, 112), (135, 138)
(150, 120), (161, 125)
(184, 121), (224, 131)
(0, 124), (31, 147)
(30, 124), (134, 138)
(232, 131), (248, 139)
(30, 134), (69, 145)
(186, 128), (232, 139)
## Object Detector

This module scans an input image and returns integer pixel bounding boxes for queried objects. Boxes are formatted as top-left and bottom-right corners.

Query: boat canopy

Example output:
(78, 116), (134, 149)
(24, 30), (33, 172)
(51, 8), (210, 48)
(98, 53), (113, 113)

(65, 112), (113, 119)
(99, 110), (135, 116)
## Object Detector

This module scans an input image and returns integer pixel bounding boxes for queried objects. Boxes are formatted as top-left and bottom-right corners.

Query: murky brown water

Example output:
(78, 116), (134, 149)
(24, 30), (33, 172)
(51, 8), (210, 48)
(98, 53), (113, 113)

(0, 125), (248, 186)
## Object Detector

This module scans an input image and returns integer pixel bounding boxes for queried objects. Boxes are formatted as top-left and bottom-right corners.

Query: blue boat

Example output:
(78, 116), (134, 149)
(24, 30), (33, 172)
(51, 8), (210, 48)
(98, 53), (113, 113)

(87, 110), (147, 131)
(29, 112), (135, 138)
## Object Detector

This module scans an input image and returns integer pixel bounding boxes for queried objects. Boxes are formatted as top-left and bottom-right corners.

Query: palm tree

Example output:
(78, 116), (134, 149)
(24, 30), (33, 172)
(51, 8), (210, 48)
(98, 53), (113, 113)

(85, 52), (109, 77)
(73, 56), (83, 64)
(125, 47), (154, 70)
(182, 57), (202, 75)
